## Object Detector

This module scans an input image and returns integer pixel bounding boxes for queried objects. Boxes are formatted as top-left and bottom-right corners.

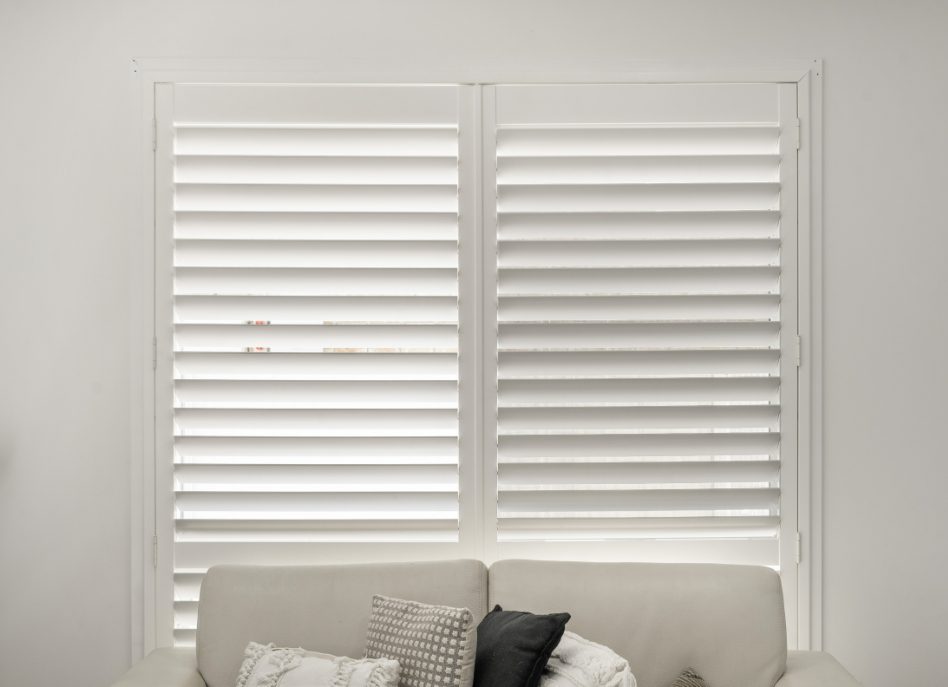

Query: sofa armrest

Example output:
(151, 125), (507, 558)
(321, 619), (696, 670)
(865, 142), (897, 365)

(775, 651), (861, 687)
(111, 648), (206, 687)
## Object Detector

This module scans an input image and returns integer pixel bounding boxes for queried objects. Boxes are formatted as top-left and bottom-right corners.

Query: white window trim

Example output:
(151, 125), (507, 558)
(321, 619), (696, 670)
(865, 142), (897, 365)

(130, 58), (823, 661)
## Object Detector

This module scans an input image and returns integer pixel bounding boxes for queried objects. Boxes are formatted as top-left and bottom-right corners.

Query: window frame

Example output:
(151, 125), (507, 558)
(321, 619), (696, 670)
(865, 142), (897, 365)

(131, 58), (823, 660)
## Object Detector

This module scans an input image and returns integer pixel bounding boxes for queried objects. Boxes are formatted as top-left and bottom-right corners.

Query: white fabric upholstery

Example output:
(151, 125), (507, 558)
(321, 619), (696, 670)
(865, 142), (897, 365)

(775, 651), (861, 686)
(109, 647), (860, 687)
(196, 560), (488, 687)
(109, 560), (861, 687)
(110, 648), (206, 687)
(488, 559), (787, 687)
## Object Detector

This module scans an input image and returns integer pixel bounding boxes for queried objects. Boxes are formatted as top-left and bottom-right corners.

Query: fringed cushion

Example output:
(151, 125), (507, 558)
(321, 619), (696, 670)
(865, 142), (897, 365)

(236, 641), (400, 687)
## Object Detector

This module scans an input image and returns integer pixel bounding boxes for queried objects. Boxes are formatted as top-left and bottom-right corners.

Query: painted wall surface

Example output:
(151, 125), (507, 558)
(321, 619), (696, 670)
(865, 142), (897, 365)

(1, 1), (946, 685)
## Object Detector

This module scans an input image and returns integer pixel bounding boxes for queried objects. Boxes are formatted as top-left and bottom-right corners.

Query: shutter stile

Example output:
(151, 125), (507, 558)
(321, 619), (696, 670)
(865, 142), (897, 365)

(491, 86), (788, 558)
(167, 86), (462, 643)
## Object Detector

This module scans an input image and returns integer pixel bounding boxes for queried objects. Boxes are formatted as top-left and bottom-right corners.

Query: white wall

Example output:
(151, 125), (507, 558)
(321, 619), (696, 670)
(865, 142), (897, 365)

(1, 1), (946, 685)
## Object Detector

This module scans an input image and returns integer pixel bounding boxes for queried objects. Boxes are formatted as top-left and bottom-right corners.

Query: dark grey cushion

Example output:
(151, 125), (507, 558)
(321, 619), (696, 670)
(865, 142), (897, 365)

(474, 604), (570, 687)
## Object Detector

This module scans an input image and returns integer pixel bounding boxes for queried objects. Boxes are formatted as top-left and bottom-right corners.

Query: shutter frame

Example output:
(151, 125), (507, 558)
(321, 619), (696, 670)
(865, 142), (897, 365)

(152, 80), (803, 646)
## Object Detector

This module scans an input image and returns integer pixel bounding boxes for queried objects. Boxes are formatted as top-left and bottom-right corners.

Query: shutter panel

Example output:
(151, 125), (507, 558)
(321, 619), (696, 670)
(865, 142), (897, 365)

(487, 84), (797, 564)
(161, 85), (463, 644)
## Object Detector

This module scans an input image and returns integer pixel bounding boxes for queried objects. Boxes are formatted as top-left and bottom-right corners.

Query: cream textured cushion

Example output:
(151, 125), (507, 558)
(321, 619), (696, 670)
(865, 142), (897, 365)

(365, 595), (477, 687)
(236, 642), (400, 687)
(543, 632), (636, 687)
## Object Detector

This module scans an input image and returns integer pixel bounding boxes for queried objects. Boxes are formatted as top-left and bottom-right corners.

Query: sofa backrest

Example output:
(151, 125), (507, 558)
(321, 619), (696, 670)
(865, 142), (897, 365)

(196, 560), (488, 687)
(488, 559), (787, 687)
(196, 559), (786, 687)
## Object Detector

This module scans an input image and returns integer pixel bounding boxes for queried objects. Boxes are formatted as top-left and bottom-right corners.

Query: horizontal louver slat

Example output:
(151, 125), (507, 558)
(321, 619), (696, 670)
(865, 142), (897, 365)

(175, 126), (459, 156)
(498, 266), (780, 297)
(497, 515), (780, 541)
(175, 212), (459, 241)
(498, 350), (780, 378)
(175, 240), (458, 268)
(498, 239), (779, 268)
(495, 126), (779, 156)
(498, 460), (779, 485)
(175, 491), (459, 519)
(497, 182), (779, 213)
(497, 404), (779, 433)
(175, 183), (458, 213)
(172, 541), (463, 571)
(175, 520), (461, 543)
(174, 380), (458, 409)
(499, 377), (779, 405)
(496, 155), (780, 184)
(175, 463), (458, 490)
(176, 267), (458, 297)
(174, 352), (458, 381)
(498, 432), (779, 459)
(175, 155), (459, 185)
(498, 210), (779, 241)
(498, 295), (779, 323)
(497, 322), (780, 351)
(175, 296), (459, 324)
(174, 324), (458, 353)
(173, 408), (459, 437)
(498, 487), (778, 514)
(174, 436), (459, 464)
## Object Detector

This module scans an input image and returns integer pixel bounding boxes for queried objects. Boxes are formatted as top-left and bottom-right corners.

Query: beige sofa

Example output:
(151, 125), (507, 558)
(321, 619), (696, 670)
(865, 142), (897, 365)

(112, 560), (860, 687)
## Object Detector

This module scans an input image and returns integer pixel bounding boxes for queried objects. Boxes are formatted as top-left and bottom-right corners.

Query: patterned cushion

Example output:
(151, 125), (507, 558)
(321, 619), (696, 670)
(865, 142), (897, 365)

(668, 668), (709, 687)
(236, 641), (400, 687)
(365, 595), (477, 687)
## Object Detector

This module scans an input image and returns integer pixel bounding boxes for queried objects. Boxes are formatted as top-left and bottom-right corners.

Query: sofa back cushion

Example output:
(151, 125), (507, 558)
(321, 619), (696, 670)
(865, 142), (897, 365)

(197, 560), (488, 687)
(488, 560), (786, 687)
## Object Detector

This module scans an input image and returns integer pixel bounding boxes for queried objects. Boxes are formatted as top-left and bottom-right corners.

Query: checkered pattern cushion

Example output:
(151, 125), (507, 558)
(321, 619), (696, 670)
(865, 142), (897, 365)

(365, 595), (476, 687)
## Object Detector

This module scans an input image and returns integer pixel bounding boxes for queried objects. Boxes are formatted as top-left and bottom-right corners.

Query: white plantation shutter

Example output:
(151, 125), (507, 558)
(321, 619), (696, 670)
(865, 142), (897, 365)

(153, 79), (807, 646)
(154, 84), (470, 645)
(484, 84), (799, 566)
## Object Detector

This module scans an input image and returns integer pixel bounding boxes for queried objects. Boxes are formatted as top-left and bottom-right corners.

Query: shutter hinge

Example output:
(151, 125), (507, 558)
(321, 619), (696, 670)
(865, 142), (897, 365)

(152, 336), (158, 371)
(795, 531), (803, 565)
(792, 334), (802, 368)
(791, 119), (801, 151)
(151, 118), (157, 152)
(152, 534), (158, 569)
